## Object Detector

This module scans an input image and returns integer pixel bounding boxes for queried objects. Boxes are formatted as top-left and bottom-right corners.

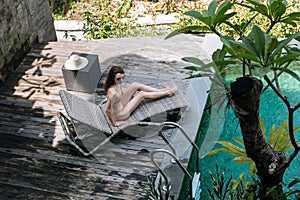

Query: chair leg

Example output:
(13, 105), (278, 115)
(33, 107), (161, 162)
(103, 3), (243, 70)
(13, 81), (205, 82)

(57, 112), (91, 156)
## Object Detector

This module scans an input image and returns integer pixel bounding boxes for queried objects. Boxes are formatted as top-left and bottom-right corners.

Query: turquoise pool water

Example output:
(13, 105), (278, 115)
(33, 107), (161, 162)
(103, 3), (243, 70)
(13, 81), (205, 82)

(196, 68), (300, 199)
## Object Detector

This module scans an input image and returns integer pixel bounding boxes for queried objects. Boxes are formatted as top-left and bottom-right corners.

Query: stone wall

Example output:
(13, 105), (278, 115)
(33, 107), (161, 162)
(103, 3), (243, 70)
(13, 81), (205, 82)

(0, 0), (57, 88)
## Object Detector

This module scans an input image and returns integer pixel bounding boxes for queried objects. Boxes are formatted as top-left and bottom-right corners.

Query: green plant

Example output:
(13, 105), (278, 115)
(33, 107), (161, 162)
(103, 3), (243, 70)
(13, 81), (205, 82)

(167, 0), (300, 198)
(206, 167), (300, 200)
(167, 0), (300, 38)
(81, 0), (122, 39)
(207, 163), (232, 200)
(49, 0), (300, 39)
(135, 175), (174, 200)
(82, 0), (164, 39)
(230, 174), (300, 200)
(63, 31), (77, 41)
(49, 0), (74, 19)
(208, 118), (300, 177)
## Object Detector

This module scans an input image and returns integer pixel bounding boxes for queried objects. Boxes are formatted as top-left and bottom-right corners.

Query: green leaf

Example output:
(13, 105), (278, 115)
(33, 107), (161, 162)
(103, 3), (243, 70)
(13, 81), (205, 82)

(215, 12), (237, 25)
(283, 12), (300, 21)
(212, 48), (226, 63)
(269, 0), (286, 21)
(294, 126), (300, 135)
(199, 16), (213, 27)
(266, 120), (298, 152)
(247, 0), (264, 7)
(186, 73), (212, 79)
(272, 67), (300, 82)
(182, 57), (205, 66)
(217, 141), (246, 156)
(247, 25), (266, 60)
(165, 30), (181, 40)
(214, 0), (236, 25)
(236, 52), (261, 63)
(220, 36), (247, 58)
(165, 25), (209, 40)
(216, 0), (233, 16)
(281, 19), (297, 27)
(272, 33), (300, 56)
(184, 66), (213, 73)
(271, 121), (288, 150)
(255, 4), (269, 16)
(214, 60), (239, 66)
(249, 163), (257, 178)
(184, 10), (202, 20)
(260, 117), (266, 138)
(243, 37), (260, 59)
(233, 156), (252, 163)
(239, 0), (262, 14)
(232, 138), (244, 147)
(208, 0), (218, 16)
(208, 148), (231, 155)
(265, 35), (278, 61)
(271, 53), (300, 66)
(184, 66), (204, 71)
(231, 173), (244, 190)
(240, 0), (275, 24)
(288, 178), (300, 188)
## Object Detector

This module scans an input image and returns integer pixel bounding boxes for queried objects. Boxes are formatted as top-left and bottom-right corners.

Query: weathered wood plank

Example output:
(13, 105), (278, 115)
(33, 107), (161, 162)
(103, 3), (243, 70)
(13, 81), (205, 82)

(0, 94), (64, 112)
(0, 39), (192, 199)
(0, 133), (160, 173)
(0, 126), (165, 160)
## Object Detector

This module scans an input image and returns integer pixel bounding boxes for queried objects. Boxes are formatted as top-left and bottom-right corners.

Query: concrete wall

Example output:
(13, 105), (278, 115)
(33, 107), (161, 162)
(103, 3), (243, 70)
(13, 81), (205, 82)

(0, 0), (57, 87)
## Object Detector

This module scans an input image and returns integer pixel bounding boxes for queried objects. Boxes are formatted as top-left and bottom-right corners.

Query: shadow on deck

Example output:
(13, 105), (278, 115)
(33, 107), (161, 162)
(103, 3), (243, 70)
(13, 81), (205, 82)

(0, 35), (210, 199)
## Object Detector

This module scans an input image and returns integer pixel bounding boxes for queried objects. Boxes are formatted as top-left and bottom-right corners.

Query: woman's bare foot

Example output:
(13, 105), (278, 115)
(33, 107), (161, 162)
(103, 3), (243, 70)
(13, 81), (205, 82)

(166, 85), (178, 96)
(114, 121), (126, 126)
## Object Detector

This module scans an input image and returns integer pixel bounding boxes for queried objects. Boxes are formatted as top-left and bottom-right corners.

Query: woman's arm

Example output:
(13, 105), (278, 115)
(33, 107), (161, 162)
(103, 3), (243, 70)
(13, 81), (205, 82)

(106, 88), (124, 126)
(105, 90), (117, 126)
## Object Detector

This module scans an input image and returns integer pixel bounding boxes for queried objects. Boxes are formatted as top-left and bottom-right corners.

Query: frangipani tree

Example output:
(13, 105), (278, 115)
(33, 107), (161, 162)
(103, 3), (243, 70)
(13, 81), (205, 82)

(167, 0), (300, 198)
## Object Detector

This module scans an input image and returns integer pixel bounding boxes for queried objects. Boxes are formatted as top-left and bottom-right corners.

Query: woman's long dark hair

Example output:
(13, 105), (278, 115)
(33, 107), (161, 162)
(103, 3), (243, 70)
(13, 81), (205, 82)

(104, 66), (124, 94)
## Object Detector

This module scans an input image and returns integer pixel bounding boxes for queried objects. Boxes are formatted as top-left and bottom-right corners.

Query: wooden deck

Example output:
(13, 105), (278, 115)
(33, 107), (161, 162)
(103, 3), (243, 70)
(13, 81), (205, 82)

(0, 37), (200, 199)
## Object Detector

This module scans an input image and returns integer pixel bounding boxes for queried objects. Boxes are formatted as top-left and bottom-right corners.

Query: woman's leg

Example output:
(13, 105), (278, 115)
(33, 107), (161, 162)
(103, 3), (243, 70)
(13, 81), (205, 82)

(121, 82), (168, 105)
(115, 91), (145, 121)
(116, 87), (177, 121)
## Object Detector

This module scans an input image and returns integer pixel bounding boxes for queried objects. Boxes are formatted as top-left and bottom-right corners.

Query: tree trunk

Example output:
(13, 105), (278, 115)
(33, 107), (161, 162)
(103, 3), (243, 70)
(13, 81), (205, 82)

(230, 76), (287, 197)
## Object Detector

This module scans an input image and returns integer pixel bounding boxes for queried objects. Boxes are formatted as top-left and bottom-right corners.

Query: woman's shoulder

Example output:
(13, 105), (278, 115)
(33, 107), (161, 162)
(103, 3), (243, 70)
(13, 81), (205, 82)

(107, 86), (120, 97)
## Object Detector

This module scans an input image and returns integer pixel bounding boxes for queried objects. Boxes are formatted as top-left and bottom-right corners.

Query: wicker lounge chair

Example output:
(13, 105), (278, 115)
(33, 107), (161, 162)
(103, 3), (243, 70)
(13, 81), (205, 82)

(57, 82), (189, 156)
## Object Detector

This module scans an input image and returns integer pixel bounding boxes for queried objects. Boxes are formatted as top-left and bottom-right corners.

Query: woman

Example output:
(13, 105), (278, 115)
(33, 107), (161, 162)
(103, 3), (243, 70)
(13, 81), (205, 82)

(104, 66), (177, 126)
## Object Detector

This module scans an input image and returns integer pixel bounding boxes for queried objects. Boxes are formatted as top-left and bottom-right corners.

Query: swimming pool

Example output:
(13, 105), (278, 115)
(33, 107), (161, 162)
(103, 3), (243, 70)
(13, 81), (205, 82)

(181, 65), (300, 199)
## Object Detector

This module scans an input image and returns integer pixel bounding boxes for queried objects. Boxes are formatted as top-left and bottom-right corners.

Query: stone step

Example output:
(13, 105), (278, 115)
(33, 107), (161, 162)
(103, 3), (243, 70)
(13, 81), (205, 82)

(54, 14), (179, 41)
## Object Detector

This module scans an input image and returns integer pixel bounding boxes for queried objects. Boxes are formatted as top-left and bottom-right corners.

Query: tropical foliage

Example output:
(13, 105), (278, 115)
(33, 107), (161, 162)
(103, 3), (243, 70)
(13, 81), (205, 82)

(167, 0), (300, 81)
(135, 175), (174, 200)
(50, 0), (300, 39)
(230, 173), (300, 200)
(207, 163), (232, 200)
(208, 166), (300, 200)
(166, 0), (300, 198)
(208, 119), (300, 177)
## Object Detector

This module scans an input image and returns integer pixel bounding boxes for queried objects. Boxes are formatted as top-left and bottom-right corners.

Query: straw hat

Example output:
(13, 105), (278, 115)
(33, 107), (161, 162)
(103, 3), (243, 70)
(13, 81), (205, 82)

(64, 54), (88, 70)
